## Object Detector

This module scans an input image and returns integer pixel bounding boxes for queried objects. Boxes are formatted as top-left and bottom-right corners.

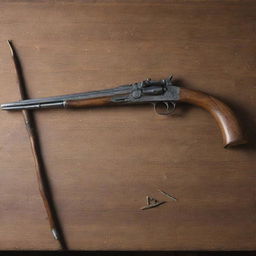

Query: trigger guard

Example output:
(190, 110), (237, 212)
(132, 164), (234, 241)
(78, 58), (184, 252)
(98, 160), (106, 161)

(154, 102), (176, 115)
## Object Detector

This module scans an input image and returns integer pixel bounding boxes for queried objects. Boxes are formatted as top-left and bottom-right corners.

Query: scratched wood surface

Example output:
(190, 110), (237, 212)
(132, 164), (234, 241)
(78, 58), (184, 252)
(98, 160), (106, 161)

(0, 0), (255, 251)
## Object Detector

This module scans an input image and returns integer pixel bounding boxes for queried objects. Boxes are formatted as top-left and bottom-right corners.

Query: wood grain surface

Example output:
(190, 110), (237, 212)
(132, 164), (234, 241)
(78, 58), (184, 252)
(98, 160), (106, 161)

(0, 0), (255, 251)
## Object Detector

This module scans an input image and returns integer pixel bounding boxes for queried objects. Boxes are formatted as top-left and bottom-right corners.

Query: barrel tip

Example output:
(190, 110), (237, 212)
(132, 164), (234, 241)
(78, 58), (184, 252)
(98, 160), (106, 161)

(0, 104), (8, 110)
(0, 103), (19, 110)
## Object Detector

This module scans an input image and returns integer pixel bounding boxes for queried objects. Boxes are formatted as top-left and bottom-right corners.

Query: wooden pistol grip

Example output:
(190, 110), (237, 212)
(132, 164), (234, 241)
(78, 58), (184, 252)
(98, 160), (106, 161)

(179, 87), (246, 148)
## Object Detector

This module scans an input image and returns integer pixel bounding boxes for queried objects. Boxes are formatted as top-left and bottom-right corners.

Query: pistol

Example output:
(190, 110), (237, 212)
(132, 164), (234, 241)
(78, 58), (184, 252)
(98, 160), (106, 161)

(1, 76), (246, 148)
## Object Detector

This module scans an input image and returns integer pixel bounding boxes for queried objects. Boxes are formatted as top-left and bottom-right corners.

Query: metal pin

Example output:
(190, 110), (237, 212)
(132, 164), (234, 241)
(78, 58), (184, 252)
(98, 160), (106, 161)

(140, 201), (166, 210)
(158, 189), (177, 201)
(52, 228), (59, 240)
(146, 196), (150, 205)
(146, 196), (158, 205)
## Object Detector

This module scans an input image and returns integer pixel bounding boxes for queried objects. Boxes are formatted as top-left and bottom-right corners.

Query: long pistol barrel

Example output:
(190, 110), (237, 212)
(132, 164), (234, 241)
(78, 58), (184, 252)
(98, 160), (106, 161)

(1, 85), (132, 110)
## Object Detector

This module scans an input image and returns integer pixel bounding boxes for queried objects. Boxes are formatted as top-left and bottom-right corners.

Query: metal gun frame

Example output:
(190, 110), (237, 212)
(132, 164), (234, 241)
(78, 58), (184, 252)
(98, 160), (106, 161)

(1, 77), (179, 115)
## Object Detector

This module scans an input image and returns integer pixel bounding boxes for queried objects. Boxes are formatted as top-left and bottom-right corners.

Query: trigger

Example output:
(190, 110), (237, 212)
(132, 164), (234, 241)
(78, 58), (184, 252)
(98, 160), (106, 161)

(167, 101), (176, 115)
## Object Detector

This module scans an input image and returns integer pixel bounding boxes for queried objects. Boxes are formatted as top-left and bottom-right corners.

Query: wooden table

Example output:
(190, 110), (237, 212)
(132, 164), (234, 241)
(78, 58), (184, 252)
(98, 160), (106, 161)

(0, 0), (255, 250)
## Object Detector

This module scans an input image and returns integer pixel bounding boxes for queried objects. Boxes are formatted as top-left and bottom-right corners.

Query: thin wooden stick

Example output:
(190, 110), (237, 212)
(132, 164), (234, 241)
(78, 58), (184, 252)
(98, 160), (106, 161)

(7, 40), (67, 250)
